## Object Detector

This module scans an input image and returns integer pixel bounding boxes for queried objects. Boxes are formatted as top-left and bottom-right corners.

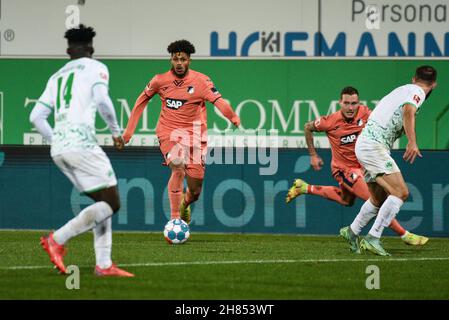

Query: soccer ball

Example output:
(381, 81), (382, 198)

(163, 218), (190, 244)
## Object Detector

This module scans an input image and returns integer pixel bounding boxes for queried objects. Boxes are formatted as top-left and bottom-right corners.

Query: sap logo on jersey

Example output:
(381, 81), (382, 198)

(166, 98), (187, 109)
(340, 133), (358, 145)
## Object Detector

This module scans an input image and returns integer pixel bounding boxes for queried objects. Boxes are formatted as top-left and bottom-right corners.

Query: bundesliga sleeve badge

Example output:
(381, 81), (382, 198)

(413, 94), (421, 104)
(99, 72), (108, 80)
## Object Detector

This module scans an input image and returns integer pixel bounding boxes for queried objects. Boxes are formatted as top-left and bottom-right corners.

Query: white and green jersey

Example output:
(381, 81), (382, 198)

(360, 84), (425, 150)
(36, 57), (112, 156)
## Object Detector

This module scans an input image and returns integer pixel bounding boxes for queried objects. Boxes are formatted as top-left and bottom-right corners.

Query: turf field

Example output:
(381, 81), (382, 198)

(1, 230), (449, 300)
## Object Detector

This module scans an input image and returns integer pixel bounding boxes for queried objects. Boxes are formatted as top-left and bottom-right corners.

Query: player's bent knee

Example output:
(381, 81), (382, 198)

(186, 186), (202, 202)
(192, 190), (201, 201)
(170, 157), (186, 168)
(369, 197), (382, 208)
(105, 193), (121, 213)
(107, 197), (121, 213)
(111, 203), (120, 213)
(398, 189), (409, 201)
(391, 188), (409, 201)
(340, 195), (355, 207)
(87, 187), (120, 212)
(345, 200), (355, 207)
(171, 166), (185, 178)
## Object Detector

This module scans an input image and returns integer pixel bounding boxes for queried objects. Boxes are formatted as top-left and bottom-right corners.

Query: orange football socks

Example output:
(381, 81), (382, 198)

(168, 168), (185, 219)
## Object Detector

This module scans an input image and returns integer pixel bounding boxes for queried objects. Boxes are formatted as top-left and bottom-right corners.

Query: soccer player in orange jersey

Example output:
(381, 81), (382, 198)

(285, 86), (428, 246)
(122, 40), (240, 224)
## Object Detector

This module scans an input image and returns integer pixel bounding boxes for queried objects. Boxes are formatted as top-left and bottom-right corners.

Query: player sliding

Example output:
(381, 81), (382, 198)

(121, 40), (240, 224)
(342, 67), (437, 255)
(286, 86), (428, 247)
(30, 25), (133, 276)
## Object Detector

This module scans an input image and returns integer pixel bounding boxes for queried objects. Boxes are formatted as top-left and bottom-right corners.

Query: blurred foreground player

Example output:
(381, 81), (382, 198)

(122, 40), (240, 224)
(30, 25), (133, 276)
(342, 66), (437, 255)
(286, 86), (428, 247)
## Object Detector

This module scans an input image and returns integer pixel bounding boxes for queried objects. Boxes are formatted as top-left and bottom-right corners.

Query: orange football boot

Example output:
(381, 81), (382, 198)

(95, 264), (135, 277)
(40, 232), (67, 274)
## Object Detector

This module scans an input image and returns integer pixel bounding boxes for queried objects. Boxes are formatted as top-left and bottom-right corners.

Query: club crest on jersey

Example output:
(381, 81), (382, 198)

(340, 133), (358, 145)
(413, 95), (421, 104)
(166, 98), (187, 109)
(187, 86), (195, 94)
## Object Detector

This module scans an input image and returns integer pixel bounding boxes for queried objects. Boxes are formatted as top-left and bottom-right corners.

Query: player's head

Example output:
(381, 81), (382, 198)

(412, 65), (437, 98)
(65, 24), (96, 59)
(339, 86), (360, 120)
(167, 40), (196, 78)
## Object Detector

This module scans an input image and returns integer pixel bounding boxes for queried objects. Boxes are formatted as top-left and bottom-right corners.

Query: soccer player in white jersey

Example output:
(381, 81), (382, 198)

(30, 25), (133, 276)
(339, 66), (437, 256)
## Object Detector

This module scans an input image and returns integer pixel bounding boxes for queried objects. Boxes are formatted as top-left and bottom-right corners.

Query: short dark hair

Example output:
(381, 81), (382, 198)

(340, 86), (359, 99)
(414, 65), (437, 84)
(167, 40), (196, 56)
(64, 24), (96, 45)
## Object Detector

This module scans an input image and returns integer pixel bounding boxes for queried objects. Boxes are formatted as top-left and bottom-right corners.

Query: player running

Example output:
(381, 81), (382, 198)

(121, 40), (240, 224)
(285, 86), (428, 247)
(30, 25), (133, 276)
(341, 67), (437, 255)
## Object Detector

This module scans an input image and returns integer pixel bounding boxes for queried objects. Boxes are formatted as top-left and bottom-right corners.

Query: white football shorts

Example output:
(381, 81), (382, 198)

(52, 150), (117, 193)
(355, 136), (400, 183)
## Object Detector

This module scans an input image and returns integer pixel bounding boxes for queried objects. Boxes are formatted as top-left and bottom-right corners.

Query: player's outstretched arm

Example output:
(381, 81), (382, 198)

(122, 91), (151, 144)
(304, 121), (323, 170)
(403, 103), (422, 164)
(29, 103), (53, 143)
(213, 98), (240, 127)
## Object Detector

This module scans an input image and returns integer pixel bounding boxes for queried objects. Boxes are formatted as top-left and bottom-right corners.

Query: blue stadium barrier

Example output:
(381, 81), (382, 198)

(0, 146), (448, 236)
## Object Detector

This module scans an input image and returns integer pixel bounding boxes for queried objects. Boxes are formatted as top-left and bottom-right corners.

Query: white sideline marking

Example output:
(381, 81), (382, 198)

(2, 257), (449, 271)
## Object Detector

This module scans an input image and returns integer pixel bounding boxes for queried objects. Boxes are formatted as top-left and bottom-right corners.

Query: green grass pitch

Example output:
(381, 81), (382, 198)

(1, 230), (449, 299)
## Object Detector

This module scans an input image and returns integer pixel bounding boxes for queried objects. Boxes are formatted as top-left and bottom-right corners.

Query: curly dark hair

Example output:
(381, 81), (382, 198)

(64, 24), (96, 44)
(167, 40), (196, 56)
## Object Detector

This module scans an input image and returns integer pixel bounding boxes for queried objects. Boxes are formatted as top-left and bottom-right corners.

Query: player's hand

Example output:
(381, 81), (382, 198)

(113, 136), (125, 151)
(403, 141), (422, 164)
(231, 115), (241, 128)
(310, 154), (324, 170)
(122, 133), (131, 144)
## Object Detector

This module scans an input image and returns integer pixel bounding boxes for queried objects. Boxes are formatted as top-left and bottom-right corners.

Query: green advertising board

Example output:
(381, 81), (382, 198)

(0, 58), (448, 148)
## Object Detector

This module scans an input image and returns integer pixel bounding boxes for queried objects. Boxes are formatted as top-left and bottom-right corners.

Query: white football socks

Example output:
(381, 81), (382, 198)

(93, 217), (112, 269)
(369, 195), (404, 238)
(53, 201), (113, 245)
(350, 199), (379, 235)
